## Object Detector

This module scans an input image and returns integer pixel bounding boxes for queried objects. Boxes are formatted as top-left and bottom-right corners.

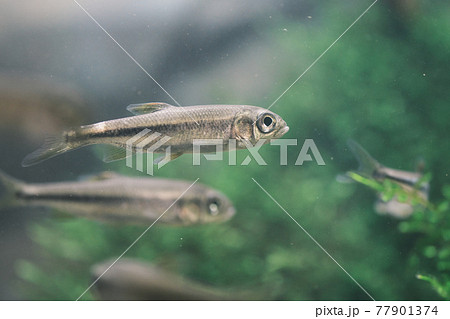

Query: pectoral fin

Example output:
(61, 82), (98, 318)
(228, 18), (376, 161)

(126, 102), (174, 115)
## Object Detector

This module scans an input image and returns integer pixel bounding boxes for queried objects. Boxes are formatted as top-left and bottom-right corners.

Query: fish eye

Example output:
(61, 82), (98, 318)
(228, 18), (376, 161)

(263, 116), (273, 127)
(257, 113), (276, 133)
(207, 198), (220, 216)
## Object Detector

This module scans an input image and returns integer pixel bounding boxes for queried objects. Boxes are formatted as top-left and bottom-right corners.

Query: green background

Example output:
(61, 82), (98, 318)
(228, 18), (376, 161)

(1, 0), (449, 300)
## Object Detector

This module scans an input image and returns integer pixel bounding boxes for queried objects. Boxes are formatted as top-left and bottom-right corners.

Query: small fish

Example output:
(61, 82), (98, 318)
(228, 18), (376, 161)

(344, 140), (429, 219)
(0, 170), (235, 225)
(22, 103), (289, 167)
(91, 258), (258, 300)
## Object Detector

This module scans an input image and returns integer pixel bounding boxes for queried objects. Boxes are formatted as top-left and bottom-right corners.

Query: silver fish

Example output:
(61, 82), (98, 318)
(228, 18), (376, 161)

(22, 103), (289, 167)
(0, 170), (235, 225)
(91, 258), (259, 301)
(345, 140), (429, 219)
(91, 258), (229, 300)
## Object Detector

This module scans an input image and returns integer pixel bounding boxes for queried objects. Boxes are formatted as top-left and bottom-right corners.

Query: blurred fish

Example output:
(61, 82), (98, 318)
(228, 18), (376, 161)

(0, 170), (234, 225)
(22, 103), (289, 167)
(0, 74), (89, 145)
(91, 258), (257, 300)
(343, 140), (429, 219)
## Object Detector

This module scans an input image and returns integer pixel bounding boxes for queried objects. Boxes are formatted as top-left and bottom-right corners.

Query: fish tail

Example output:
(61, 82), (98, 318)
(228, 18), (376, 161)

(0, 169), (23, 207)
(21, 132), (74, 167)
(347, 139), (382, 177)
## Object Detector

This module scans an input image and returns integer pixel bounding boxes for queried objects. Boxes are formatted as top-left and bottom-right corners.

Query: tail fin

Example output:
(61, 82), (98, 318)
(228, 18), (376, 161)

(347, 139), (382, 177)
(22, 134), (72, 167)
(0, 169), (23, 207)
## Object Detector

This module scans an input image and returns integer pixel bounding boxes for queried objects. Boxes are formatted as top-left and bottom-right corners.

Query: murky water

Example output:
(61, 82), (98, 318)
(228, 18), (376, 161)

(0, 0), (449, 300)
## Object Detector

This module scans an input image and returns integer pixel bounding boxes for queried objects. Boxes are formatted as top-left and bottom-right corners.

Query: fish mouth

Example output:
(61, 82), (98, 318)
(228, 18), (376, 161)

(223, 206), (236, 221)
(278, 125), (290, 136)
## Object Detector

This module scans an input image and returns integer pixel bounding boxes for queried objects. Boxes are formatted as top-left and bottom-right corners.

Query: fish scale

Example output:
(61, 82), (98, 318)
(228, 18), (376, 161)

(22, 103), (289, 166)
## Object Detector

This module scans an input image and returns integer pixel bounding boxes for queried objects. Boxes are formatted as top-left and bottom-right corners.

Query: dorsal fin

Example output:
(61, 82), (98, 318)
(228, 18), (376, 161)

(126, 102), (173, 115)
(347, 139), (382, 178)
(414, 157), (426, 173)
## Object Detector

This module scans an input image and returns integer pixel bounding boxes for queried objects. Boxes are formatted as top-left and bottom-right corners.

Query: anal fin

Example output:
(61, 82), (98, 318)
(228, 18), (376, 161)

(153, 152), (183, 165)
(103, 146), (129, 163)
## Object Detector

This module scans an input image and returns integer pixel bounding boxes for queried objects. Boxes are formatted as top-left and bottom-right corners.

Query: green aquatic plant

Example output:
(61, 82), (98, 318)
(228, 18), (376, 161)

(348, 172), (450, 300)
(399, 186), (450, 300)
(347, 171), (432, 208)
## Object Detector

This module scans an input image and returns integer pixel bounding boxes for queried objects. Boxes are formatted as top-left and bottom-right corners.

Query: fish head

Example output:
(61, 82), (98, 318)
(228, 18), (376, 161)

(200, 189), (235, 224)
(178, 186), (235, 225)
(232, 107), (289, 147)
